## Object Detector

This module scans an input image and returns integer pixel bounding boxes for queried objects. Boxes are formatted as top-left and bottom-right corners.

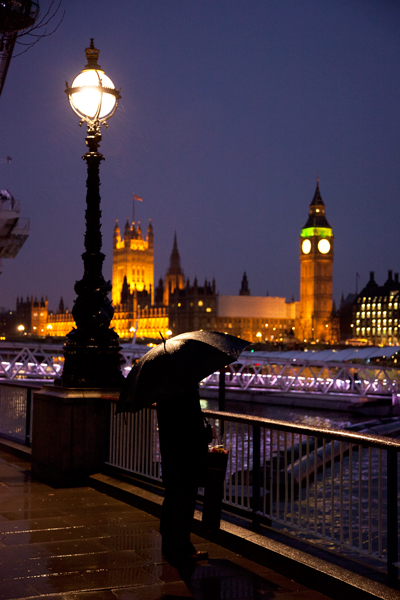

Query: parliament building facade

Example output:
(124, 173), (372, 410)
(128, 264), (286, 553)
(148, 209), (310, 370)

(26, 183), (339, 344)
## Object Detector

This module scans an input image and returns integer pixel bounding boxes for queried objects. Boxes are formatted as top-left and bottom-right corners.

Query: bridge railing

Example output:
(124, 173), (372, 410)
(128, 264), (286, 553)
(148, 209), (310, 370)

(0, 342), (399, 400)
(0, 341), (147, 381)
(201, 359), (400, 397)
(108, 404), (400, 586)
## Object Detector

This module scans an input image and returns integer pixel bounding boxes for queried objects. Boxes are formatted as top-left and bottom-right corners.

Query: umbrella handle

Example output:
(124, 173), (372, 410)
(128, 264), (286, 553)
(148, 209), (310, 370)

(159, 331), (168, 353)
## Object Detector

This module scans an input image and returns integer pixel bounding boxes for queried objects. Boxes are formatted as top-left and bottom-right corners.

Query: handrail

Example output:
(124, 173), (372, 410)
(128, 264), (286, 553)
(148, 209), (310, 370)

(203, 409), (400, 450)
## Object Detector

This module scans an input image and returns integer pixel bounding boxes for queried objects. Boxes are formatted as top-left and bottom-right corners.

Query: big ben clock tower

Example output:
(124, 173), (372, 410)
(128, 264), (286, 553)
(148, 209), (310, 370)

(299, 180), (334, 342)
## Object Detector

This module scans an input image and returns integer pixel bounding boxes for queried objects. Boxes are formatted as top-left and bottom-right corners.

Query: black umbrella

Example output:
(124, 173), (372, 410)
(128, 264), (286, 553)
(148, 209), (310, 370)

(116, 330), (251, 413)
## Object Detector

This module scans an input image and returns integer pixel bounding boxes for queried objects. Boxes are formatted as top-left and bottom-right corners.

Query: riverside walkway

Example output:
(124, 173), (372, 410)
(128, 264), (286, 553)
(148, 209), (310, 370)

(0, 446), (336, 600)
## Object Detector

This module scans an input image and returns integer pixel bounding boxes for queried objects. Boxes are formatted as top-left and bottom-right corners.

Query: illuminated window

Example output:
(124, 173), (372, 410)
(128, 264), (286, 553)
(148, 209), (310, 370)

(177, 303), (181, 308)
(361, 304), (365, 310)
(198, 301), (203, 307)
(361, 312), (365, 319)
(356, 312), (360, 318)
(206, 307), (212, 313)
(367, 304), (370, 310)
(366, 312), (370, 319)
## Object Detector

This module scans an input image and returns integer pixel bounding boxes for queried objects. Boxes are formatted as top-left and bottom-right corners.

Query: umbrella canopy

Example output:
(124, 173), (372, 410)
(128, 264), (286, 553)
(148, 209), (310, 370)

(117, 330), (251, 413)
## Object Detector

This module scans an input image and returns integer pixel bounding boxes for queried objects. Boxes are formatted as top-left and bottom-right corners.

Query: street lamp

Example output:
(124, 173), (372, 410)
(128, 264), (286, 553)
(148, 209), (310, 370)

(61, 39), (123, 388)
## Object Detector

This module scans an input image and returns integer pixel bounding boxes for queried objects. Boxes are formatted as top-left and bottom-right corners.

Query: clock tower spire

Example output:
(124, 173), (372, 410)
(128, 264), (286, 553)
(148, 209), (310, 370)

(298, 180), (334, 342)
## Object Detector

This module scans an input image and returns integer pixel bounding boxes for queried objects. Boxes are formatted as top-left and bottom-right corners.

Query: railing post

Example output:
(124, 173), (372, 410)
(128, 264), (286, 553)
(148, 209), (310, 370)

(387, 448), (398, 588)
(219, 366), (226, 436)
(25, 387), (32, 446)
(252, 423), (261, 529)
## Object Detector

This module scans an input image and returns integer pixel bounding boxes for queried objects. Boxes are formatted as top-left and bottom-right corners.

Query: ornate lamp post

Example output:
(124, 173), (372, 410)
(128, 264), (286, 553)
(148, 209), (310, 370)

(62, 39), (123, 387)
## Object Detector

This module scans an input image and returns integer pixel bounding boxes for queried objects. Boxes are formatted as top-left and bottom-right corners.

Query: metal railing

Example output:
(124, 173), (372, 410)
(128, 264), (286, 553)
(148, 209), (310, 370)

(0, 341), (148, 380)
(201, 359), (400, 399)
(0, 381), (398, 585)
(108, 404), (400, 586)
(1, 342), (399, 402)
(0, 381), (36, 444)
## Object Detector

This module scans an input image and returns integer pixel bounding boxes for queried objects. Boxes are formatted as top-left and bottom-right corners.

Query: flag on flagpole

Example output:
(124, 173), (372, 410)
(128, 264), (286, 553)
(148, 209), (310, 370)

(133, 194), (143, 202)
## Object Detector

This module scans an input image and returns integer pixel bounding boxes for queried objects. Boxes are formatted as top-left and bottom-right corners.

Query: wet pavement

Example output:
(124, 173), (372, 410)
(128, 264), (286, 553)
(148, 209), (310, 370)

(0, 448), (334, 600)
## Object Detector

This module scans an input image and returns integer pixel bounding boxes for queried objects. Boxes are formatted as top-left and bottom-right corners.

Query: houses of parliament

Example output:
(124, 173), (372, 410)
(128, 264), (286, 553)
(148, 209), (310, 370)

(13, 182), (339, 344)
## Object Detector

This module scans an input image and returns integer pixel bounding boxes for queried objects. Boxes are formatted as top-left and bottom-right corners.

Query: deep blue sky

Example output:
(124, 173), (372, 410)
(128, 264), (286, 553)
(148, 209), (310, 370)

(0, 0), (399, 312)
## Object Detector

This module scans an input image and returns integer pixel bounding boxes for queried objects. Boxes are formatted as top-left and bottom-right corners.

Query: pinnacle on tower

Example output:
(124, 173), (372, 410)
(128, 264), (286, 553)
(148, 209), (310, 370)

(168, 232), (182, 275)
(239, 272), (250, 296)
(303, 180), (331, 229)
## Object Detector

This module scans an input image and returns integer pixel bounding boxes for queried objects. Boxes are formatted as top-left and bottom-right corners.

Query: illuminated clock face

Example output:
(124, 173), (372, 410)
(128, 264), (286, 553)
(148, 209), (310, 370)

(302, 239), (311, 254)
(318, 239), (331, 254)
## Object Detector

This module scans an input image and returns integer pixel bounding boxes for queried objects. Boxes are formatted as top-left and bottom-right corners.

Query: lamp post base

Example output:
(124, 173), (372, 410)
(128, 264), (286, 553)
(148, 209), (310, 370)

(32, 386), (119, 487)
(60, 328), (124, 388)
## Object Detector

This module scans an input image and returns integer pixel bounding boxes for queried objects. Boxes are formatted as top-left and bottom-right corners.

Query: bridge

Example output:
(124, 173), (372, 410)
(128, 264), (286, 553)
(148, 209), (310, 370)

(0, 341), (399, 404)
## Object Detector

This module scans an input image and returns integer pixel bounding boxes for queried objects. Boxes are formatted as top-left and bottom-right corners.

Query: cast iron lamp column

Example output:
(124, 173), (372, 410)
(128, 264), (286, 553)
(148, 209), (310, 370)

(62, 39), (123, 387)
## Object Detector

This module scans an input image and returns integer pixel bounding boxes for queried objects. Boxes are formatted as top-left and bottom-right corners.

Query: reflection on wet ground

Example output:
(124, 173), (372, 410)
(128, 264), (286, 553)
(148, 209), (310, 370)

(0, 448), (333, 599)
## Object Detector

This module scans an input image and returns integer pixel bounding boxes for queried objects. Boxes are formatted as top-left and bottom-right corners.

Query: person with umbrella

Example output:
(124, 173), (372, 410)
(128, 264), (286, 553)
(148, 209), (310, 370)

(117, 330), (250, 565)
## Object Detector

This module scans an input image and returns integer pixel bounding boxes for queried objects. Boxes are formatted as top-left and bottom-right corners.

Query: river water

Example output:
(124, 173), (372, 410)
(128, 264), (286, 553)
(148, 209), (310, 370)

(200, 396), (377, 431)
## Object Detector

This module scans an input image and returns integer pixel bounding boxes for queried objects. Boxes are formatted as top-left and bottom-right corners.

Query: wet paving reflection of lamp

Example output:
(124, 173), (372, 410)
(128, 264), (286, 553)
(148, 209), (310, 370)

(61, 39), (123, 387)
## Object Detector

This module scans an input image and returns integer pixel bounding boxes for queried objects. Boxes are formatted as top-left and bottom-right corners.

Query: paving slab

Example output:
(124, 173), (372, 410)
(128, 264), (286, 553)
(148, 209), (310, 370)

(0, 447), (337, 600)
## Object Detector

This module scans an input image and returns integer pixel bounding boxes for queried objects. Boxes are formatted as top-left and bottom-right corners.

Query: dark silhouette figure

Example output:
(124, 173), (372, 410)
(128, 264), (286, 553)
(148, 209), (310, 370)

(156, 386), (209, 564)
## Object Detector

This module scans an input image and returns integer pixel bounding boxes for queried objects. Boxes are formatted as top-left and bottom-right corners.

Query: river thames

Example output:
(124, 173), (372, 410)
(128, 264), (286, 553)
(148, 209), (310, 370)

(201, 396), (377, 431)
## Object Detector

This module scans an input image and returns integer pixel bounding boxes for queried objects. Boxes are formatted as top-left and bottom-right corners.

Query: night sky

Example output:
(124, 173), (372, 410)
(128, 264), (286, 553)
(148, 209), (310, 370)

(0, 0), (399, 313)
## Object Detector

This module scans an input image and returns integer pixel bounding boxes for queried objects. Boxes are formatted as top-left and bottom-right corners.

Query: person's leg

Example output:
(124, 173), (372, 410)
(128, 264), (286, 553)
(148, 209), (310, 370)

(160, 478), (199, 560)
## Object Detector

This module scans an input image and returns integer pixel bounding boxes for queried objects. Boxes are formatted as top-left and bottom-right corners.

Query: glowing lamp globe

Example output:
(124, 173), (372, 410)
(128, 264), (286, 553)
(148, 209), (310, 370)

(65, 39), (120, 126)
